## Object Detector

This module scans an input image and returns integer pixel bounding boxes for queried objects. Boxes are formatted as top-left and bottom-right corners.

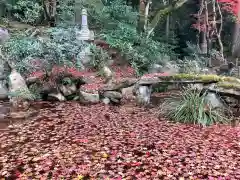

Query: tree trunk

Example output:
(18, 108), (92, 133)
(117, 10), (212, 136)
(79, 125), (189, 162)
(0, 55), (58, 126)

(42, 0), (57, 27)
(215, 0), (224, 61)
(197, 0), (204, 52)
(137, 0), (146, 33)
(163, 0), (170, 41)
(204, 0), (211, 66)
(0, 1), (6, 17)
(231, 0), (240, 77)
(232, 23), (240, 56)
(200, 31), (207, 54)
(144, 0), (151, 32)
(232, 0), (240, 59)
(147, 0), (188, 37)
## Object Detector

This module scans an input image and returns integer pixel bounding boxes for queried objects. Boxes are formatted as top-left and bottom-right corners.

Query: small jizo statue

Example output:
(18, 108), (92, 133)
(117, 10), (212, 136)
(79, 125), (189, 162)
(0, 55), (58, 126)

(216, 62), (235, 76)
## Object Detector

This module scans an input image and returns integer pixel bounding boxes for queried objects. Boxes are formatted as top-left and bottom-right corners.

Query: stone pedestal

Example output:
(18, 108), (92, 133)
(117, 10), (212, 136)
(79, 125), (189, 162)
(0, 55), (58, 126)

(78, 46), (91, 64)
(0, 28), (9, 44)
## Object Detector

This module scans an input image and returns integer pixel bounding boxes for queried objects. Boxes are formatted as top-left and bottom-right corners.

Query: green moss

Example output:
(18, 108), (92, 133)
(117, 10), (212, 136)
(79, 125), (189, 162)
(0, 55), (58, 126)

(198, 75), (222, 82)
(216, 82), (240, 90)
(158, 73), (240, 83)
(172, 74), (200, 80)
(156, 73), (240, 91)
(159, 73), (222, 82)
(220, 76), (240, 83)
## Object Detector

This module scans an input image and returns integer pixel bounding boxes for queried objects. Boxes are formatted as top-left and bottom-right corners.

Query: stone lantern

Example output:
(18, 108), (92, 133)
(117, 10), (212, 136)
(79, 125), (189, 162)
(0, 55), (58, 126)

(76, 9), (94, 41)
(76, 9), (95, 69)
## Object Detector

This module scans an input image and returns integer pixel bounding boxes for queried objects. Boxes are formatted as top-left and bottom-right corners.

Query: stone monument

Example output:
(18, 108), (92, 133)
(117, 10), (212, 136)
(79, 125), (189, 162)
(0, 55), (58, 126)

(76, 9), (94, 41)
(76, 9), (94, 69)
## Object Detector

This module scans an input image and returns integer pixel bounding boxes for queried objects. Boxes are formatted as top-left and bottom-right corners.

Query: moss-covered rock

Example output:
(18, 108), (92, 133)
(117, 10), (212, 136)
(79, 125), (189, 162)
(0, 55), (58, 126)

(216, 82), (240, 90)
(158, 73), (240, 83)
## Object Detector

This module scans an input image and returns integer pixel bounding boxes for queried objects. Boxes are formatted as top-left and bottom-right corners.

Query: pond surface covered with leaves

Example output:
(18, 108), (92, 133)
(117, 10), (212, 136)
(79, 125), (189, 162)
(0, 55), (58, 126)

(0, 101), (239, 179)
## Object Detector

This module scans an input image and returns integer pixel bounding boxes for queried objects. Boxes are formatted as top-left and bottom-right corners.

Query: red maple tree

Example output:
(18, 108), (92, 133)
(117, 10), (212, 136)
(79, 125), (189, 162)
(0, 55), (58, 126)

(217, 0), (239, 16)
(192, 0), (240, 32)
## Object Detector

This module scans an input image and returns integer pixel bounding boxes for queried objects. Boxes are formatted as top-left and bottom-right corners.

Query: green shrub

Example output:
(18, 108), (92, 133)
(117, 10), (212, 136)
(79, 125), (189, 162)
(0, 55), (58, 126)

(178, 57), (202, 74)
(89, 44), (111, 69)
(8, 87), (36, 100)
(83, 0), (177, 75)
(5, 0), (75, 25)
(178, 42), (207, 74)
(57, 0), (75, 23)
(160, 88), (229, 126)
(1, 26), (87, 74)
(9, 0), (43, 24)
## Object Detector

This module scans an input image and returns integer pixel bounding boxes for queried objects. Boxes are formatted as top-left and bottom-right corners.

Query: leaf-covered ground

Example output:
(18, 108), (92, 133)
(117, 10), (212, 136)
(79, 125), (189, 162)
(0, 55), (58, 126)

(0, 102), (240, 179)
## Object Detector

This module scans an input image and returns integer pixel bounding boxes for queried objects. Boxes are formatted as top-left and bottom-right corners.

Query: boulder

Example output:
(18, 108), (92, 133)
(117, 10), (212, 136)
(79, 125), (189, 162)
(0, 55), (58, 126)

(103, 91), (122, 104)
(103, 91), (122, 99)
(8, 69), (35, 101)
(79, 90), (100, 104)
(121, 86), (135, 99)
(102, 97), (111, 105)
(48, 93), (66, 101)
(59, 84), (77, 96)
(204, 92), (224, 109)
(135, 85), (152, 105)
(103, 78), (138, 91)
(102, 66), (113, 83)
(110, 98), (121, 103)
(0, 82), (8, 100)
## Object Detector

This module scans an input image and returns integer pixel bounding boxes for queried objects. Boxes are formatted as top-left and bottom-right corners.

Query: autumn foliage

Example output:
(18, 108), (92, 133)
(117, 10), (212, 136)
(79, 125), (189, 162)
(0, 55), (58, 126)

(28, 65), (136, 92)
(0, 102), (240, 179)
(192, 0), (240, 32)
(217, 0), (239, 16)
